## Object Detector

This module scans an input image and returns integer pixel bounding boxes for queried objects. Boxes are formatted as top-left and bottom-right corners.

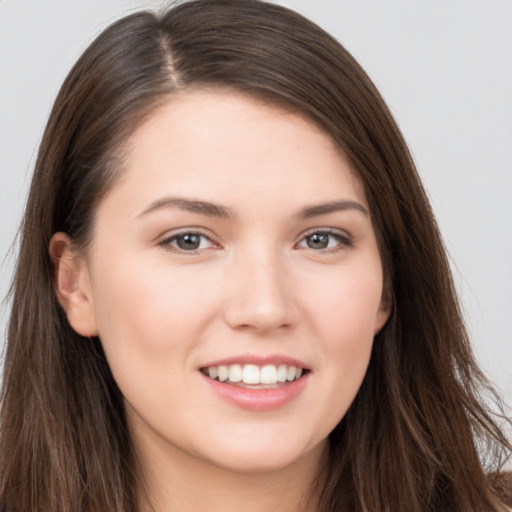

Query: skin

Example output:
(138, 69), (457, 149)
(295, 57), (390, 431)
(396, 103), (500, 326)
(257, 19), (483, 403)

(51, 90), (390, 511)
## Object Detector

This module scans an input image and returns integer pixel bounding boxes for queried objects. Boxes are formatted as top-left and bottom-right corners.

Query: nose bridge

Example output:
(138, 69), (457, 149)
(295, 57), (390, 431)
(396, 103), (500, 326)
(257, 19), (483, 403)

(224, 240), (294, 332)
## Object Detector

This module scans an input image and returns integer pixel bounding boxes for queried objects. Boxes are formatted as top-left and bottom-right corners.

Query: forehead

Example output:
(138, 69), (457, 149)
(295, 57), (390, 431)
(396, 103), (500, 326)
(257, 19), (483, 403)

(106, 89), (367, 214)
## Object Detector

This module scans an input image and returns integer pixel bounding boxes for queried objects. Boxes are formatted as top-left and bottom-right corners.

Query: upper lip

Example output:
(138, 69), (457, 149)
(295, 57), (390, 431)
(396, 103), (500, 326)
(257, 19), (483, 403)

(200, 354), (311, 371)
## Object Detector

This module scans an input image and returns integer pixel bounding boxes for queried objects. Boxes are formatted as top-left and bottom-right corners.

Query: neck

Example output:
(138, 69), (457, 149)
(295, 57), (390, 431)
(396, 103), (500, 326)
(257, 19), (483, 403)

(133, 430), (327, 512)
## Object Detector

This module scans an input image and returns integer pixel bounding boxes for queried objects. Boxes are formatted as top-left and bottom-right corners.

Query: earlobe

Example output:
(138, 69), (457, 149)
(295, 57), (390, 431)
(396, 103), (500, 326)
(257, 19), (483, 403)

(374, 288), (392, 335)
(49, 233), (98, 337)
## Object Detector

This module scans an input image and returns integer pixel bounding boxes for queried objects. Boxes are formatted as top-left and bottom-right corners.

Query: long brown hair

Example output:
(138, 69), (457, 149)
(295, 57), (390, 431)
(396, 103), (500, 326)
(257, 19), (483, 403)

(2, 1), (510, 510)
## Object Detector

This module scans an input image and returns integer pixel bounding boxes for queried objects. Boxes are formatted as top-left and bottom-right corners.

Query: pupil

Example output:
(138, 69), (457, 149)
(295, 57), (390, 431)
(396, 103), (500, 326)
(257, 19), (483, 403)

(177, 234), (200, 250)
(308, 233), (328, 249)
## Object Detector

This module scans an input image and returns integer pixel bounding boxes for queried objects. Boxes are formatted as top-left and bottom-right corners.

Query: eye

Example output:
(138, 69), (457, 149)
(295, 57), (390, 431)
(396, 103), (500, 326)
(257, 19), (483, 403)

(159, 231), (217, 252)
(297, 230), (352, 252)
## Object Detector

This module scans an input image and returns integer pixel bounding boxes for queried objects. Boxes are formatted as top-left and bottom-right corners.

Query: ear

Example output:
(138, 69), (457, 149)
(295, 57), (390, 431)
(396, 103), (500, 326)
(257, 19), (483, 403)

(49, 233), (98, 337)
(374, 286), (392, 335)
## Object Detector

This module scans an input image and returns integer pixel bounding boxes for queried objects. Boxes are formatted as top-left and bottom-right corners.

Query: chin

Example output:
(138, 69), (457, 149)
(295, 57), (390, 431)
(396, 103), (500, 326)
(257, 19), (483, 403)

(197, 431), (326, 476)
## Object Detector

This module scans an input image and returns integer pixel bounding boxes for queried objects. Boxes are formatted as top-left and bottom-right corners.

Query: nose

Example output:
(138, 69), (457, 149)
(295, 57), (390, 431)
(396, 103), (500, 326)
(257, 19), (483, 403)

(223, 248), (297, 334)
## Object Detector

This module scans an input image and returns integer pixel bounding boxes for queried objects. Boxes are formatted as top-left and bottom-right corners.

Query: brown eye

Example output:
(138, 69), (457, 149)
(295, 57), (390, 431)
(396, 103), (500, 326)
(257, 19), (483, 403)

(176, 233), (202, 250)
(297, 230), (352, 252)
(160, 232), (215, 252)
(305, 233), (330, 249)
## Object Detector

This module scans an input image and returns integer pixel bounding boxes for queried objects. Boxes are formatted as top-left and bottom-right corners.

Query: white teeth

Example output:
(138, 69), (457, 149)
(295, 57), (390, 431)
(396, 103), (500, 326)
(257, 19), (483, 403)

(287, 366), (297, 381)
(204, 363), (305, 385)
(218, 365), (229, 382)
(229, 364), (242, 383)
(260, 365), (278, 384)
(242, 364), (260, 384)
(276, 364), (288, 383)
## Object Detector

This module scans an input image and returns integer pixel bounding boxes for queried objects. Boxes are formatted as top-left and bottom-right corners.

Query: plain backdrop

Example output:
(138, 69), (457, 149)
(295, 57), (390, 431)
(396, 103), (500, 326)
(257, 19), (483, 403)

(0, 0), (511, 407)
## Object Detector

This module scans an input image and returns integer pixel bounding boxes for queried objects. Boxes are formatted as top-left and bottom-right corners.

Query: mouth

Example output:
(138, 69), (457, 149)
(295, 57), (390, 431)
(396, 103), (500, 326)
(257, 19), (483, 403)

(200, 363), (308, 389)
(199, 358), (310, 411)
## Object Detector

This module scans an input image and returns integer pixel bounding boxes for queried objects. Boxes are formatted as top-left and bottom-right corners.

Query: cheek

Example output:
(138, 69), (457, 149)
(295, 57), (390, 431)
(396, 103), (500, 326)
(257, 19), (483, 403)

(301, 264), (382, 418)
(88, 257), (220, 379)
(87, 258), (226, 436)
(305, 263), (384, 345)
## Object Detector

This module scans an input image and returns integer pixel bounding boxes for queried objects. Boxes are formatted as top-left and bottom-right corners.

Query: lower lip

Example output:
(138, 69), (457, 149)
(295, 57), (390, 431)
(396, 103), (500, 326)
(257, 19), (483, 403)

(201, 373), (309, 411)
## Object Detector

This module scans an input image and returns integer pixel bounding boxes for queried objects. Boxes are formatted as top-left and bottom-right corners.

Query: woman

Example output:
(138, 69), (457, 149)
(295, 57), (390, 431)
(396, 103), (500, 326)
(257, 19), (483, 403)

(1, 0), (510, 510)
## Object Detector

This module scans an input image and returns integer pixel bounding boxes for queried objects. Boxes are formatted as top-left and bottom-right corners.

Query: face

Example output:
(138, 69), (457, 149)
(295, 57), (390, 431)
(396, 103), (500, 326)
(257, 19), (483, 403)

(58, 91), (389, 477)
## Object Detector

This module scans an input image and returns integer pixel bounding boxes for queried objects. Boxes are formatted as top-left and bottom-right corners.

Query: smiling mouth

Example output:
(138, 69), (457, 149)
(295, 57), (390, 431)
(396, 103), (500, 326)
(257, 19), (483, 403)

(200, 363), (307, 388)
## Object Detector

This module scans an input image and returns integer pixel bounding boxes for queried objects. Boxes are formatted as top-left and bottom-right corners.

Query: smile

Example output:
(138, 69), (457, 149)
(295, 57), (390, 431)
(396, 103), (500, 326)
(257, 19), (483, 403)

(199, 359), (310, 411)
(201, 363), (304, 387)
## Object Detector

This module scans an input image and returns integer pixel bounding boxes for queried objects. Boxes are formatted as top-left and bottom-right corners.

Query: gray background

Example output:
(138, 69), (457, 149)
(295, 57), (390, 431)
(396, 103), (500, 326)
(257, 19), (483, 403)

(1, 0), (511, 407)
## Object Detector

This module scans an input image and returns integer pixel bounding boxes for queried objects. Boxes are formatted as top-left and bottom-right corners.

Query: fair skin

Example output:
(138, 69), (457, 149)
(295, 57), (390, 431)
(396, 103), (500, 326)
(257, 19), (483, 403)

(51, 90), (389, 512)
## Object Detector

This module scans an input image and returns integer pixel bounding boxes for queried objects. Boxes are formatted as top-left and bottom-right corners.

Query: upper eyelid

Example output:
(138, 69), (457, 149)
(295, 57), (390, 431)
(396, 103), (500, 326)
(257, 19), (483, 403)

(297, 226), (352, 241)
(158, 227), (216, 242)
(157, 229), (221, 251)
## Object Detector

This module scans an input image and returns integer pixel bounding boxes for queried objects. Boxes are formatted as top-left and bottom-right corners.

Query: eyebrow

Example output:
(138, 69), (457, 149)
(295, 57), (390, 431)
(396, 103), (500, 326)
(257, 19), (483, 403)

(138, 197), (236, 219)
(137, 197), (369, 220)
(296, 200), (369, 219)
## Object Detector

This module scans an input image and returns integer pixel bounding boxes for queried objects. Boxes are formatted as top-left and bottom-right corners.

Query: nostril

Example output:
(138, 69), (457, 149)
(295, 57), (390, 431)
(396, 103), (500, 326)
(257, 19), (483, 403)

(222, 261), (297, 332)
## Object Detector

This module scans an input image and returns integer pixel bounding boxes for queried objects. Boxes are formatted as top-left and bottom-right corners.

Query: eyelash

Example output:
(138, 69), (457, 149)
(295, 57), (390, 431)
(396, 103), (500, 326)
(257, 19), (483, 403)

(158, 228), (353, 254)
(296, 228), (353, 253)
(158, 230), (218, 253)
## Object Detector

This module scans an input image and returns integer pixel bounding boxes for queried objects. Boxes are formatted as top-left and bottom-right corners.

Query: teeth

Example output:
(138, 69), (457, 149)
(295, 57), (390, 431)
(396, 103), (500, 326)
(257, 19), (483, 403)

(260, 365), (277, 384)
(229, 364), (242, 383)
(218, 365), (229, 382)
(204, 363), (305, 385)
(277, 364), (288, 383)
(286, 366), (297, 381)
(242, 364), (260, 384)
